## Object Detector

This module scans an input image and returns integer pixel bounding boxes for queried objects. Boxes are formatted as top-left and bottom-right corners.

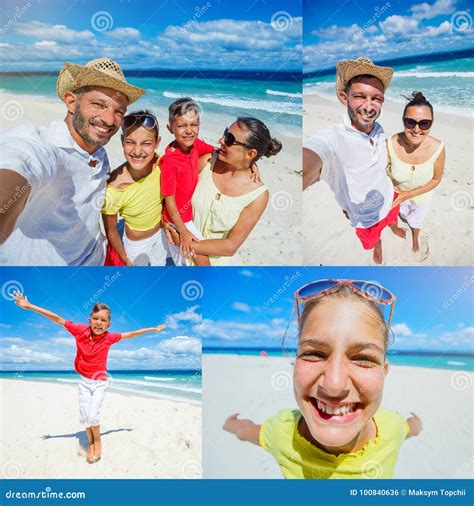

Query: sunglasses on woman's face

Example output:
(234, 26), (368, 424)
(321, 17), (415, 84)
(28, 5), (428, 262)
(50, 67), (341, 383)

(403, 118), (432, 130)
(222, 128), (252, 148)
(122, 114), (158, 131)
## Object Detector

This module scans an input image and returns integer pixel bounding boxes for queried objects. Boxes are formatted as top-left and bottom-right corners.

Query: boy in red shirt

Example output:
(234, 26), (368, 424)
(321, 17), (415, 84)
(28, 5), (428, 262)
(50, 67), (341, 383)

(12, 290), (166, 464)
(160, 97), (215, 266)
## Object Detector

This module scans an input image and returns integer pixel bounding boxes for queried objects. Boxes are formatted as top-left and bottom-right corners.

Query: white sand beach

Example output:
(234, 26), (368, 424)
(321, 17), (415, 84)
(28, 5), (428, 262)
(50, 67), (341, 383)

(0, 93), (302, 266)
(303, 95), (473, 266)
(0, 379), (201, 478)
(203, 354), (473, 479)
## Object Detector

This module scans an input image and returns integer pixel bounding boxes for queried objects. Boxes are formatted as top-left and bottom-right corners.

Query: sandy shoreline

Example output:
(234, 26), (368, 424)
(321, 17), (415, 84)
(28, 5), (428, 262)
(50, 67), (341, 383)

(203, 354), (473, 479)
(303, 94), (473, 266)
(0, 92), (302, 266)
(0, 378), (201, 478)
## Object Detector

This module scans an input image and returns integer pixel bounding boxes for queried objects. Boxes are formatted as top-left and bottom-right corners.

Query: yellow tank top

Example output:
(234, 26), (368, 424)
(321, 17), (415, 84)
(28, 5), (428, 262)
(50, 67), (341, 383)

(387, 136), (444, 205)
(102, 161), (162, 232)
(259, 409), (409, 479)
(191, 155), (268, 265)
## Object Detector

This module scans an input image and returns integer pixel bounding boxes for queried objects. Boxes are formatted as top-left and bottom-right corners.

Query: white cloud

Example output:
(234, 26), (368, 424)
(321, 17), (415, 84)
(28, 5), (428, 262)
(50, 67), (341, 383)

(410, 0), (458, 20)
(15, 21), (95, 43)
(379, 15), (420, 37)
(166, 305), (201, 329)
(50, 337), (75, 347)
(106, 27), (141, 40)
(34, 41), (58, 48)
(393, 323), (413, 336)
(313, 23), (363, 40)
(158, 336), (201, 355)
(231, 302), (251, 313)
(0, 337), (25, 343)
(1, 344), (61, 363)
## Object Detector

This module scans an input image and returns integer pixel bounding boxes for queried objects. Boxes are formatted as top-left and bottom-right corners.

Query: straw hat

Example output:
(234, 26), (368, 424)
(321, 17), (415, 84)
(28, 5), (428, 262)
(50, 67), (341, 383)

(336, 56), (394, 96)
(56, 58), (145, 104)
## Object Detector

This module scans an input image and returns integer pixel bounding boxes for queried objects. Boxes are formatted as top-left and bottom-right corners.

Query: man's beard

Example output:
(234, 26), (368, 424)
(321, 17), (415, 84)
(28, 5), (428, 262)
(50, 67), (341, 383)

(72, 107), (114, 149)
(347, 104), (380, 130)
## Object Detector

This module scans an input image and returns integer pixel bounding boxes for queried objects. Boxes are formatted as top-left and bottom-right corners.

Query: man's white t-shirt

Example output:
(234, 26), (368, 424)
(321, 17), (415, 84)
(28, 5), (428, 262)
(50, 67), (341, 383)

(304, 114), (394, 229)
(0, 121), (109, 265)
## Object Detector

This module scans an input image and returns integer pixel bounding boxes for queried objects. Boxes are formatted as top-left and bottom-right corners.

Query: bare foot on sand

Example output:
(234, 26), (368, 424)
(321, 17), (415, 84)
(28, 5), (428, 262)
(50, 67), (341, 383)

(86, 444), (95, 464)
(93, 440), (102, 461)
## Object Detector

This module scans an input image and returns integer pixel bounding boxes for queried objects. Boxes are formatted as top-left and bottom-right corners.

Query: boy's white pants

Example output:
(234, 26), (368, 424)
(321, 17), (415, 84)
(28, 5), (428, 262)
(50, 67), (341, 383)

(166, 220), (204, 266)
(78, 375), (107, 428)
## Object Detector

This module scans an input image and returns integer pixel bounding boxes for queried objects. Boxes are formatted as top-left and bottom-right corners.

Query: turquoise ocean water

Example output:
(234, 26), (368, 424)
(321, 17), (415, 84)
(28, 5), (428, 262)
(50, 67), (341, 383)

(304, 53), (474, 117)
(0, 70), (302, 138)
(0, 370), (201, 405)
(204, 348), (473, 371)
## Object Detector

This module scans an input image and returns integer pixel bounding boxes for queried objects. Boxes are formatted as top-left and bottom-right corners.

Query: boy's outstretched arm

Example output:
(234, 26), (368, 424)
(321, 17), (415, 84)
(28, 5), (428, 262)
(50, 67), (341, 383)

(12, 290), (66, 326)
(223, 413), (261, 446)
(121, 324), (166, 340)
(405, 412), (423, 439)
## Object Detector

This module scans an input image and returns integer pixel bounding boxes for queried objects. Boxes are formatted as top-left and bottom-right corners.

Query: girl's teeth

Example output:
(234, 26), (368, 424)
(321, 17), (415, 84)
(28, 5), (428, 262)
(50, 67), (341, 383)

(316, 400), (355, 415)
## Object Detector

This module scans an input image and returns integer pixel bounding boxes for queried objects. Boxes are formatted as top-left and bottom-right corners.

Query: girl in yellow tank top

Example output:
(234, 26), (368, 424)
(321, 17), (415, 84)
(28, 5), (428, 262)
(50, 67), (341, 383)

(224, 279), (422, 479)
(387, 92), (446, 254)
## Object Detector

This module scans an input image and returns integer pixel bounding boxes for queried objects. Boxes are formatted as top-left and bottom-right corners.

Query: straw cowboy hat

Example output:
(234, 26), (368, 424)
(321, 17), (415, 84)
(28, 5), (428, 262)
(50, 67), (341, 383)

(56, 58), (145, 104)
(336, 56), (394, 96)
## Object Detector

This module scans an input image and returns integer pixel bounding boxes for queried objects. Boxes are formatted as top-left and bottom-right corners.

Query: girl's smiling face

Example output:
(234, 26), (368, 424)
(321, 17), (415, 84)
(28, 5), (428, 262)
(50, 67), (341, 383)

(294, 297), (388, 454)
(122, 126), (160, 171)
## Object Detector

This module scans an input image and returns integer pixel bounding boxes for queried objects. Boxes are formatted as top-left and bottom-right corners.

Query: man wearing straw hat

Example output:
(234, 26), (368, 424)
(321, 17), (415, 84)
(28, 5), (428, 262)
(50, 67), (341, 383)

(303, 56), (406, 264)
(0, 58), (144, 265)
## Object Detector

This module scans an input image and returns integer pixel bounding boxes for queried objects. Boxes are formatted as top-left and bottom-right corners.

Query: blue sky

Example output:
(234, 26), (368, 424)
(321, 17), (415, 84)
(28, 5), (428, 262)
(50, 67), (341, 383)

(201, 267), (474, 353)
(0, 0), (302, 71)
(0, 267), (202, 371)
(304, 0), (474, 71)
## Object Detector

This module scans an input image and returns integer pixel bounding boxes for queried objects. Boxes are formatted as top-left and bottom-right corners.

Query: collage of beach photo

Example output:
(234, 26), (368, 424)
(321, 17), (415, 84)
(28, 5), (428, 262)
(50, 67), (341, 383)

(0, 0), (472, 504)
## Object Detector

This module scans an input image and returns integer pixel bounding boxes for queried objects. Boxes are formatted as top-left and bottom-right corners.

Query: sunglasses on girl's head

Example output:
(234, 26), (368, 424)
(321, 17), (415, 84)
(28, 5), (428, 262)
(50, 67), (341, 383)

(294, 279), (396, 329)
(222, 128), (252, 148)
(122, 114), (158, 131)
(403, 118), (432, 130)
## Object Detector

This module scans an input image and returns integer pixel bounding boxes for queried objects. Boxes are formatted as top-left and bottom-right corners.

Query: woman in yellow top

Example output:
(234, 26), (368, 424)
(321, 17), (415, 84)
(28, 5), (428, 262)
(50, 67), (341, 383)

(102, 111), (168, 266)
(224, 279), (422, 479)
(165, 117), (282, 265)
(387, 92), (445, 254)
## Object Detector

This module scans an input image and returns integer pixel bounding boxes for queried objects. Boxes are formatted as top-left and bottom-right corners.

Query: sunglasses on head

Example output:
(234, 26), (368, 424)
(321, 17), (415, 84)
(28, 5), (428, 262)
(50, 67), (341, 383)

(222, 128), (252, 149)
(403, 118), (432, 130)
(294, 279), (396, 329)
(122, 114), (158, 132)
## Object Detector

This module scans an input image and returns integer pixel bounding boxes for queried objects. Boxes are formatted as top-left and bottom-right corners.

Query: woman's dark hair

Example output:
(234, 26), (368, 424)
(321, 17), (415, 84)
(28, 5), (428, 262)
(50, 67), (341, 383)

(122, 109), (159, 139)
(91, 302), (111, 317)
(168, 97), (200, 124)
(403, 91), (433, 119)
(236, 117), (283, 162)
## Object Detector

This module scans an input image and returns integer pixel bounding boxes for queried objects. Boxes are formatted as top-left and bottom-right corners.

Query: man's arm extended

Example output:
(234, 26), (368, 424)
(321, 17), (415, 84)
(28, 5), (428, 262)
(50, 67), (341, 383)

(0, 169), (30, 244)
(303, 148), (323, 191)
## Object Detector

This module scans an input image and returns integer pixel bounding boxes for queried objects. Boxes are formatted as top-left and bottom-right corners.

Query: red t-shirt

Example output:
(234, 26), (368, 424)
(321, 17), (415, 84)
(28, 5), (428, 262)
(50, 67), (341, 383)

(160, 138), (214, 223)
(65, 321), (121, 381)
